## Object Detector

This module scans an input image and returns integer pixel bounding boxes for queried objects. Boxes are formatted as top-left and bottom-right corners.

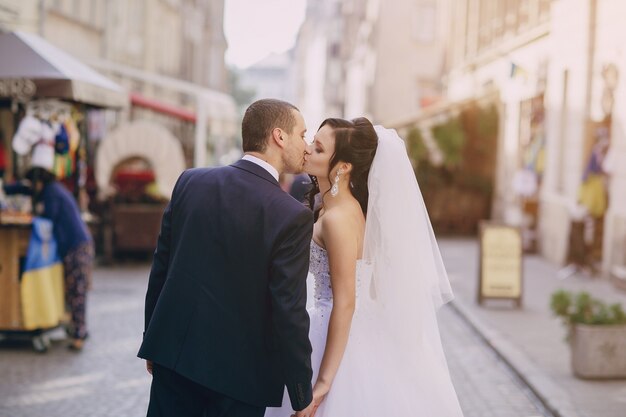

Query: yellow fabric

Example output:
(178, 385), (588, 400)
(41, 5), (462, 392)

(535, 147), (545, 174)
(145, 182), (164, 199)
(20, 263), (65, 330)
(578, 174), (607, 218)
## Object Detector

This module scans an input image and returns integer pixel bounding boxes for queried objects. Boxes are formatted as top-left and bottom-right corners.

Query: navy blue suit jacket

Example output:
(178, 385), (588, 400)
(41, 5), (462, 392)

(138, 160), (314, 410)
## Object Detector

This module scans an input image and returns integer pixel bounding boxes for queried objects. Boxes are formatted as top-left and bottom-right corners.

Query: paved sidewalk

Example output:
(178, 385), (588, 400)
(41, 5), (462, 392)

(1, 259), (554, 417)
(0, 265), (151, 417)
(439, 238), (626, 417)
(440, 305), (551, 417)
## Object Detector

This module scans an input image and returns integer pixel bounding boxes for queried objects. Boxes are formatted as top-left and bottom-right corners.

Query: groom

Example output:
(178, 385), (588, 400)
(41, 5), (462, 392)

(138, 99), (315, 417)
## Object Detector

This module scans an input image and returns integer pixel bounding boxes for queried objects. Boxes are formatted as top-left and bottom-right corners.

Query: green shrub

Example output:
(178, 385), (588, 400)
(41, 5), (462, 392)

(407, 127), (429, 165)
(431, 117), (465, 169)
(550, 290), (626, 326)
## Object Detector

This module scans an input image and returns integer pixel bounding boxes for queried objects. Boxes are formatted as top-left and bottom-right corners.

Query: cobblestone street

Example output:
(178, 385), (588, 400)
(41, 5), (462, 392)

(0, 265), (150, 417)
(0, 263), (550, 417)
(440, 306), (550, 417)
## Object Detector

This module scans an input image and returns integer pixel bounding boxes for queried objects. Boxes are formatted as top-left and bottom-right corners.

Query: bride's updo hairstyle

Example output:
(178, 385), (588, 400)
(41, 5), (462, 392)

(308, 117), (378, 219)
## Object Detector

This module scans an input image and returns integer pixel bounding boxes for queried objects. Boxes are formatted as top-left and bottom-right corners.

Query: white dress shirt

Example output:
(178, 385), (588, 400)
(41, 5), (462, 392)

(242, 155), (279, 182)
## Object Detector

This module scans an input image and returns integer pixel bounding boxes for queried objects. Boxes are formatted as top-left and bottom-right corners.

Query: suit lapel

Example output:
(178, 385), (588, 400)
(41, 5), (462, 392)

(231, 159), (280, 188)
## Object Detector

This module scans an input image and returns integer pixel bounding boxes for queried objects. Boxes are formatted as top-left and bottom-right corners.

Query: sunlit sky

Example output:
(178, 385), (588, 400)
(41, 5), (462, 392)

(224, 0), (307, 68)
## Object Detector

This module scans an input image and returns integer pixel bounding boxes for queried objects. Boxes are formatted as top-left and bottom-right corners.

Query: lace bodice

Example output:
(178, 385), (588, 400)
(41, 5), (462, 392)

(309, 240), (372, 304)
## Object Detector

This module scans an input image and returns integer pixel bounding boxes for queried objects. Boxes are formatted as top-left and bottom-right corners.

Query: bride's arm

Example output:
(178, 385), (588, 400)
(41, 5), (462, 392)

(314, 210), (359, 402)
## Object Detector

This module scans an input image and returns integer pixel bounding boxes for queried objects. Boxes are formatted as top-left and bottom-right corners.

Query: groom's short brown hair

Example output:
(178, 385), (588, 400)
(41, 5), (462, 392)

(242, 99), (299, 153)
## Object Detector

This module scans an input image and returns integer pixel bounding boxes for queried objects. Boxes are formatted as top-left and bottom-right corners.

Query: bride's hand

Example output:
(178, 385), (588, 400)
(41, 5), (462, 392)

(310, 381), (330, 416)
(291, 382), (329, 417)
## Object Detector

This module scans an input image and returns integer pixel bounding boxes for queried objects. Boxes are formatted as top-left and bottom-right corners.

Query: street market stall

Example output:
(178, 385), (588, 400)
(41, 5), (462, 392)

(95, 120), (185, 259)
(0, 31), (127, 351)
(86, 59), (238, 259)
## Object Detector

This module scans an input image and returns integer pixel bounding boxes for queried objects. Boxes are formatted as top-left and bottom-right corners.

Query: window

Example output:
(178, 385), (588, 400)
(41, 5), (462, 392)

(462, 0), (549, 60)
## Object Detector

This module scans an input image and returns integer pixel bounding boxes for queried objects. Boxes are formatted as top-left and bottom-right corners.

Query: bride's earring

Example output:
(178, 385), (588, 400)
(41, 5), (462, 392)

(330, 170), (342, 197)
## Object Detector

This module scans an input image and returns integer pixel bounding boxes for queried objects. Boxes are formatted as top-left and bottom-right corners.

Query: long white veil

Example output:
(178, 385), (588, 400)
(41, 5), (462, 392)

(323, 126), (464, 416)
(365, 125), (454, 312)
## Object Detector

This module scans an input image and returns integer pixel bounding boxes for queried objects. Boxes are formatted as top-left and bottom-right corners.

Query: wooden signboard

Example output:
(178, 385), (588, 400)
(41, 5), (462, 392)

(478, 222), (523, 307)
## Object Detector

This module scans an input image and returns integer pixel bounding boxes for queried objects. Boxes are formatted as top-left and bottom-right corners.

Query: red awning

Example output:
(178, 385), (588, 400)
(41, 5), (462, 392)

(130, 92), (197, 123)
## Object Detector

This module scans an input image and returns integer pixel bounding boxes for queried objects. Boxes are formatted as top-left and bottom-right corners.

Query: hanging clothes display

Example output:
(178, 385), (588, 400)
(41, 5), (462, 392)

(11, 101), (78, 177)
(13, 115), (55, 172)
(53, 118), (80, 179)
(578, 174), (607, 218)
(33, 121), (56, 172)
(523, 133), (546, 175)
(577, 137), (610, 218)
(12, 115), (44, 155)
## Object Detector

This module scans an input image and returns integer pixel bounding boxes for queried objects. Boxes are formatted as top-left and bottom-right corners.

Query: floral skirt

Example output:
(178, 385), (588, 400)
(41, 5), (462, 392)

(62, 241), (94, 340)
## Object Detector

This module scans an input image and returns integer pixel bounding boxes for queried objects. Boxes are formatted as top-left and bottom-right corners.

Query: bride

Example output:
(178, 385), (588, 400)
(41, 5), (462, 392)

(266, 118), (464, 417)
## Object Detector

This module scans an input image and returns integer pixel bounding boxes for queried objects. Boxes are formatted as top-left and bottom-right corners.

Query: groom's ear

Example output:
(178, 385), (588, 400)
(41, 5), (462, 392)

(271, 127), (286, 148)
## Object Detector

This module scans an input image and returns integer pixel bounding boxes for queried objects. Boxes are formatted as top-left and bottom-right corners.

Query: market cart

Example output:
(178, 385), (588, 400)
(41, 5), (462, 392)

(0, 216), (66, 352)
(95, 120), (184, 260)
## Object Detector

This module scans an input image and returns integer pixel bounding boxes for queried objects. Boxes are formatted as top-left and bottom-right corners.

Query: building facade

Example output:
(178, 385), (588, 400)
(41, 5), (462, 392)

(297, 0), (625, 279)
(292, 0), (345, 130)
(443, 0), (625, 281)
(572, 0), (626, 280)
(238, 51), (297, 105)
(347, 0), (449, 124)
(444, 0), (551, 249)
(0, 0), (233, 166)
(295, 0), (449, 126)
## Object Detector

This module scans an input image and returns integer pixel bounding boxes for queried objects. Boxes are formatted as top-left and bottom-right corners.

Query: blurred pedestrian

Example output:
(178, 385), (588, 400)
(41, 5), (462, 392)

(289, 173), (312, 203)
(27, 166), (94, 351)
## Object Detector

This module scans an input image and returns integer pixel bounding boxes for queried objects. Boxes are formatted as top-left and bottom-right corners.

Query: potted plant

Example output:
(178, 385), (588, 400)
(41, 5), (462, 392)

(550, 290), (626, 379)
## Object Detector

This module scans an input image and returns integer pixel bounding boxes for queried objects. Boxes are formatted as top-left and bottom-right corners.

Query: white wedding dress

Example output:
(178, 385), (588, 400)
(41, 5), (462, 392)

(265, 126), (464, 417)
(265, 239), (374, 417)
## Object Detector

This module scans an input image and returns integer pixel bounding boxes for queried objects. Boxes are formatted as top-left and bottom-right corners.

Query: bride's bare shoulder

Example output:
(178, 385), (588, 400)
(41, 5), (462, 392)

(320, 204), (363, 237)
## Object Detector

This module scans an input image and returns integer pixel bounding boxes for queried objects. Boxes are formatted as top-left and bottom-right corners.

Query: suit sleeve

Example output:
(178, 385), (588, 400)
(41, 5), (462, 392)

(143, 171), (185, 335)
(269, 207), (314, 411)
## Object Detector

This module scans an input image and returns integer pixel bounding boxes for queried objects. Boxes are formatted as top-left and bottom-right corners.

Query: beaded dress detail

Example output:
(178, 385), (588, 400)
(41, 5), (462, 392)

(309, 239), (370, 305)
(309, 240), (333, 303)
(265, 240), (372, 417)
